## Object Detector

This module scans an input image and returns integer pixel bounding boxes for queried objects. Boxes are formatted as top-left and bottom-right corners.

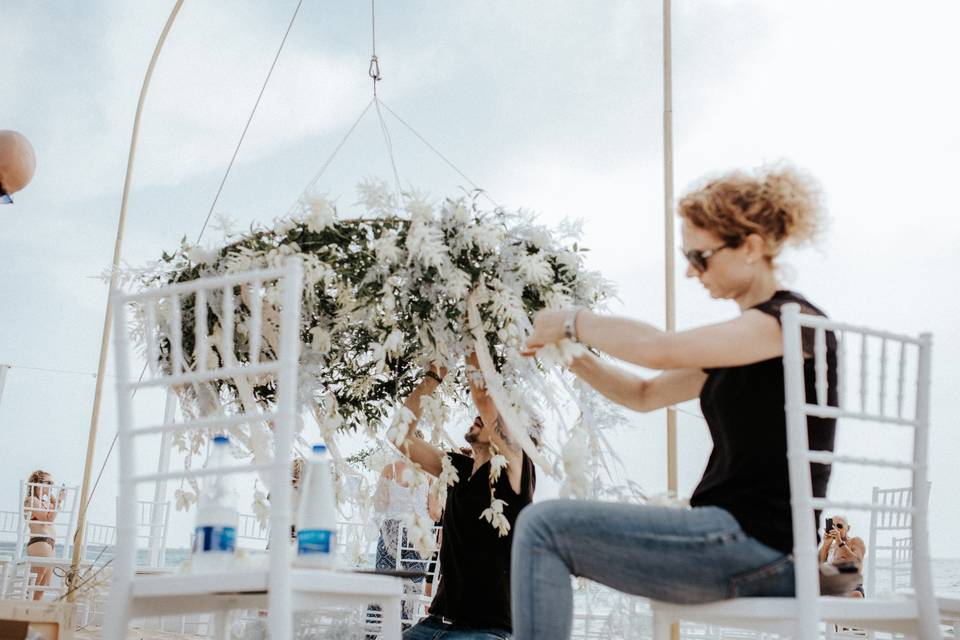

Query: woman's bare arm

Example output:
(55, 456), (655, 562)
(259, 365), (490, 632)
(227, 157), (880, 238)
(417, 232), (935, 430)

(568, 352), (706, 412)
(526, 309), (783, 371)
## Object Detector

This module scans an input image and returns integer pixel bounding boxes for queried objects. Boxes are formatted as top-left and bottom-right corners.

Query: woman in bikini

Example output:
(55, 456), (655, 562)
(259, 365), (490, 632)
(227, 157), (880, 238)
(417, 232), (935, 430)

(23, 470), (62, 600)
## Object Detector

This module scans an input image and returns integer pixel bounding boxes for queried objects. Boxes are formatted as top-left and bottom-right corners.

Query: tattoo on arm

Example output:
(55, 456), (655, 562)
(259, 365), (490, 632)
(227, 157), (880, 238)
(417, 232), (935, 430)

(494, 416), (521, 453)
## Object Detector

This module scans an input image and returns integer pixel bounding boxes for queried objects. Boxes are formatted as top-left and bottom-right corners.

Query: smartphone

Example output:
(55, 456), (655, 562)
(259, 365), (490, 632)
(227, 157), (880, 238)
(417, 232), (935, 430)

(825, 517), (834, 532)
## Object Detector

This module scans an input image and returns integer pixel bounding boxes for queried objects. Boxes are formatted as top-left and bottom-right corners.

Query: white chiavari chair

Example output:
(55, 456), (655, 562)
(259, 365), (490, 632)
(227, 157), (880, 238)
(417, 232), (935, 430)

(653, 304), (940, 639)
(104, 259), (403, 640)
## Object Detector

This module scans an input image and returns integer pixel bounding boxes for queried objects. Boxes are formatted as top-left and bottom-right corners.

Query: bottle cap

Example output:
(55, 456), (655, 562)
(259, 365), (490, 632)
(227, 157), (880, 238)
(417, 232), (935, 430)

(213, 435), (229, 445)
(312, 444), (327, 454)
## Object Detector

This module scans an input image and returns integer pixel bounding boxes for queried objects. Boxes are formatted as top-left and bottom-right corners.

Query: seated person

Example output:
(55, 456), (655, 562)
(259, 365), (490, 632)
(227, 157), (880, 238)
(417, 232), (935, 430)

(818, 515), (866, 598)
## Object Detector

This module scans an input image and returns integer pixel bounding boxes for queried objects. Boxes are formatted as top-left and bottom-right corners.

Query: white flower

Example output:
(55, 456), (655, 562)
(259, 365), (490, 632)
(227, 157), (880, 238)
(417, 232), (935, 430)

(515, 251), (554, 286)
(409, 513), (437, 556)
(404, 190), (435, 223)
(479, 498), (511, 537)
(405, 219), (448, 270)
(444, 267), (472, 300)
(357, 177), (396, 215)
(387, 406), (416, 447)
(252, 488), (270, 528)
(535, 338), (587, 368)
(464, 224), (504, 254)
(431, 455), (460, 506)
(443, 201), (472, 227)
(174, 487), (196, 511)
(304, 193), (336, 232)
(383, 329), (404, 358)
(186, 244), (217, 265)
(372, 232), (404, 265)
(309, 326), (331, 354)
(275, 217), (297, 235)
(489, 454), (508, 482)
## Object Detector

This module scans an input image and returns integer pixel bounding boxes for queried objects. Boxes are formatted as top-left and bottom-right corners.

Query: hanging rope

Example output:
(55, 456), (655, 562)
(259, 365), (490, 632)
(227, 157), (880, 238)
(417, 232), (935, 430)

(374, 98), (404, 212)
(287, 97), (376, 217)
(379, 100), (501, 209)
(197, 0), (305, 243)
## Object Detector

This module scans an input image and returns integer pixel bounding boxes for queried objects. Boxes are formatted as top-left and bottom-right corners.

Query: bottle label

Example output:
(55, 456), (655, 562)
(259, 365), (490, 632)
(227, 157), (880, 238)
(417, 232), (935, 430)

(194, 526), (237, 553)
(297, 529), (334, 555)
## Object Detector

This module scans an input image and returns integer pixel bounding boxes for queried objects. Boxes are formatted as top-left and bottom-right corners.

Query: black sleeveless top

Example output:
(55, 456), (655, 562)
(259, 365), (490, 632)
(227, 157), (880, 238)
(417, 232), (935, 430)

(690, 290), (837, 555)
(428, 451), (536, 630)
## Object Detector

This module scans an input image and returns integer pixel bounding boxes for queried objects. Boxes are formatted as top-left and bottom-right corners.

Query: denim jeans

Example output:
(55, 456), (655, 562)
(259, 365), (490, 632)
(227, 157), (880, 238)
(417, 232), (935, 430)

(510, 500), (795, 640)
(402, 616), (511, 639)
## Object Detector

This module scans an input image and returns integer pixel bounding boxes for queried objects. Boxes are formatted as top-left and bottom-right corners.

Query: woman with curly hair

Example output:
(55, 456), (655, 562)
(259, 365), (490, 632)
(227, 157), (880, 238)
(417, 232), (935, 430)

(512, 165), (839, 639)
(23, 470), (63, 600)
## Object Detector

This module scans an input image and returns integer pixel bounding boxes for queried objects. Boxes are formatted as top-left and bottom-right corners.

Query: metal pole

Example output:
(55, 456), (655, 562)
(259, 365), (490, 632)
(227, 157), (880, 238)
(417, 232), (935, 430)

(663, 3), (680, 639)
(68, 0), (185, 600)
(662, 0), (678, 497)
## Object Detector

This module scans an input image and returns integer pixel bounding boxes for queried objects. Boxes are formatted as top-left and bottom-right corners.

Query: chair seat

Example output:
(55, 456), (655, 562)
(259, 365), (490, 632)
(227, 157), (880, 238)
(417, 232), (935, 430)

(654, 595), (919, 623)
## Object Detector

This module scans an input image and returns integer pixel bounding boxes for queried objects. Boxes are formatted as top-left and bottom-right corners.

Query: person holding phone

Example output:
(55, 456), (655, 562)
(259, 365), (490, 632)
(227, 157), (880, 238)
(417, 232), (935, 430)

(818, 515), (866, 597)
(22, 470), (63, 599)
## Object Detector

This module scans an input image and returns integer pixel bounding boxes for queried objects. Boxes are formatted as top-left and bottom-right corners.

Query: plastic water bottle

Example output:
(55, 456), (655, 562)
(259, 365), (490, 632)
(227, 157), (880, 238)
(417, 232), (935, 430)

(295, 444), (338, 569)
(192, 435), (238, 573)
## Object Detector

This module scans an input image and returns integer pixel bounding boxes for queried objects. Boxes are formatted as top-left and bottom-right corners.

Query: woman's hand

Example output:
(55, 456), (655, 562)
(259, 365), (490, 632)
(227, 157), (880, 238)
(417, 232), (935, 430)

(522, 309), (569, 356)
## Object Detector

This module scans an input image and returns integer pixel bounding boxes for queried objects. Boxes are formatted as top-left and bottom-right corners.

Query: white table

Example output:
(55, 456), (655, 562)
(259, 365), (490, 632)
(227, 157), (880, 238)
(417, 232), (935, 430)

(125, 568), (403, 639)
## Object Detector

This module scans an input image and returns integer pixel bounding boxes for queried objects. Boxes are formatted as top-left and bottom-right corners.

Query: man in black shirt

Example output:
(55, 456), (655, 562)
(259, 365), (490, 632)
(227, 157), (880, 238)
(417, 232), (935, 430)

(395, 357), (536, 639)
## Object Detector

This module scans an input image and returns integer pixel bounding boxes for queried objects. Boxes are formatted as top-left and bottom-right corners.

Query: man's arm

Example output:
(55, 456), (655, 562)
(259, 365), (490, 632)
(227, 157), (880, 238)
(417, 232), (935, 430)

(466, 353), (525, 494)
(844, 537), (866, 564)
(397, 369), (447, 477)
(818, 530), (835, 563)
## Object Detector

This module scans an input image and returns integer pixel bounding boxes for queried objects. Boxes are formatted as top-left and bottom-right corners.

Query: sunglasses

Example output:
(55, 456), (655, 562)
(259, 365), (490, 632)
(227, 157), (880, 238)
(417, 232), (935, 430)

(681, 240), (737, 273)
(0, 183), (11, 205)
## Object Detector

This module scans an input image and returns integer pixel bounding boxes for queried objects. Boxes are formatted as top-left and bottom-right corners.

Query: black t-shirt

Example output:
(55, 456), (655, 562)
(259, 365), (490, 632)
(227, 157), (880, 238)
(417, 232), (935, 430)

(690, 290), (837, 555)
(428, 451), (536, 630)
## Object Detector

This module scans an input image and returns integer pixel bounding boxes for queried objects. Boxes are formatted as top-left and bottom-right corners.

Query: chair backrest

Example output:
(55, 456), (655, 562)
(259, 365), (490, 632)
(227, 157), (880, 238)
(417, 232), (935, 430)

(395, 522), (441, 624)
(236, 512), (270, 550)
(134, 499), (170, 568)
(17, 481), (80, 561)
(107, 258), (303, 640)
(83, 521), (117, 562)
(0, 509), (21, 549)
(335, 520), (372, 568)
(85, 500), (170, 567)
(781, 303), (938, 639)
(865, 484), (929, 595)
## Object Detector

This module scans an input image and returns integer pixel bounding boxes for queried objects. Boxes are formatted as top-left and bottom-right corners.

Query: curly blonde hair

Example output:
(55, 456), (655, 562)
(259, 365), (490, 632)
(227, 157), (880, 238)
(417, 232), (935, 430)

(678, 164), (824, 259)
(27, 470), (51, 498)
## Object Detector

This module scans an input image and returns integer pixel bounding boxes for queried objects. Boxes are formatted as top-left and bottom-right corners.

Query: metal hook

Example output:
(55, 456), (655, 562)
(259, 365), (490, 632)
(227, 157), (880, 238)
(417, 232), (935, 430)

(368, 55), (382, 83)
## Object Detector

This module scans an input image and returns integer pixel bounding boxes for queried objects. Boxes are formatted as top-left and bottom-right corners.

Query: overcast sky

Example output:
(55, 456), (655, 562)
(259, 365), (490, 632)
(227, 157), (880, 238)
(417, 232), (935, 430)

(2, 1), (959, 559)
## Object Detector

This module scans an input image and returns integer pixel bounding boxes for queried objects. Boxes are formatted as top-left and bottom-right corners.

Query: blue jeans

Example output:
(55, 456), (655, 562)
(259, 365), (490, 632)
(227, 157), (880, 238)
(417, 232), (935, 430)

(402, 616), (510, 639)
(510, 500), (795, 640)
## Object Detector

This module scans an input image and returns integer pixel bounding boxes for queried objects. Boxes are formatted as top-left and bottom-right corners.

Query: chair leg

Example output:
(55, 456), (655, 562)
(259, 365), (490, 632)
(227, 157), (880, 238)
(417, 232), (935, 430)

(213, 609), (231, 640)
(652, 610), (673, 640)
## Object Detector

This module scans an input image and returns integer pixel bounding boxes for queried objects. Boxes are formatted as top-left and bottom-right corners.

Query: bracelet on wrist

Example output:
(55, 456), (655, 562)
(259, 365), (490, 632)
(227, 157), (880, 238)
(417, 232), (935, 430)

(564, 308), (583, 343)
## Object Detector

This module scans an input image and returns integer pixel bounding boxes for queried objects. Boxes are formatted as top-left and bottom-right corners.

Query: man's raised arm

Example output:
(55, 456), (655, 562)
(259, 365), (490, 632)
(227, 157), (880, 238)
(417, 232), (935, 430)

(397, 367), (447, 477)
